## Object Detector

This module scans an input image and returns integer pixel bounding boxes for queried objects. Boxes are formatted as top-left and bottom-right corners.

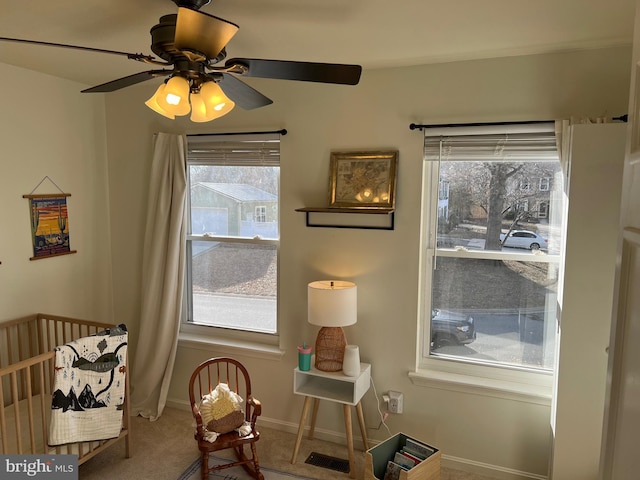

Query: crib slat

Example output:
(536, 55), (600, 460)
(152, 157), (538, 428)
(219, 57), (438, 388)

(124, 350), (131, 457)
(10, 371), (22, 454)
(0, 378), (6, 453)
(54, 319), (61, 351)
(38, 361), (48, 451)
(25, 366), (36, 453)
(44, 318), (52, 353)
(6, 326), (14, 365)
(36, 316), (45, 356)
(0, 328), (4, 370)
(17, 323), (24, 363)
(27, 320), (35, 359)
(17, 325), (28, 412)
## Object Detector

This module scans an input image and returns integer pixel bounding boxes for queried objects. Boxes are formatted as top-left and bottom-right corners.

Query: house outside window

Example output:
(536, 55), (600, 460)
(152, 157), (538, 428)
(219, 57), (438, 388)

(419, 126), (565, 390)
(183, 133), (280, 336)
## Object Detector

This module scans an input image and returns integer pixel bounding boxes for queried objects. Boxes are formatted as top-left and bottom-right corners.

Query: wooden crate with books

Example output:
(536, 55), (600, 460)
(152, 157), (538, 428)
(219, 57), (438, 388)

(365, 433), (440, 480)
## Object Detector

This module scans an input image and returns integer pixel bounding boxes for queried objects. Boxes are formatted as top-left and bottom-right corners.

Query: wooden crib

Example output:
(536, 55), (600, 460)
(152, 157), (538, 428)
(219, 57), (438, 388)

(0, 313), (131, 464)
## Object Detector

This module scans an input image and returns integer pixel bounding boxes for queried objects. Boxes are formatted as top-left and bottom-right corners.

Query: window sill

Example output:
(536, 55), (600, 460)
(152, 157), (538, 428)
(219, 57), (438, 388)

(178, 332), (285, 361)
(435, 247), (560, 263)
(409, 368), (552, 406)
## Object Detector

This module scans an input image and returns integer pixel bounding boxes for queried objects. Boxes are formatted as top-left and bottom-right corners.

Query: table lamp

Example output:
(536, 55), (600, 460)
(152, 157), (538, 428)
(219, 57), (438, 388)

(308, 280), (357, 372)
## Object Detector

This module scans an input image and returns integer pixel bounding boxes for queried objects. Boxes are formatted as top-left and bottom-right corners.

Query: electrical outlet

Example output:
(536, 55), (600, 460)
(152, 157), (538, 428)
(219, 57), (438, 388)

(388, 390), (403, 414)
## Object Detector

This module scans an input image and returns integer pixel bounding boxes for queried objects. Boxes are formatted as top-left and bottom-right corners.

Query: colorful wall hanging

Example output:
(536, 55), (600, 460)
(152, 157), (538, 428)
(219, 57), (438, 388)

(23, 177), (77, 260)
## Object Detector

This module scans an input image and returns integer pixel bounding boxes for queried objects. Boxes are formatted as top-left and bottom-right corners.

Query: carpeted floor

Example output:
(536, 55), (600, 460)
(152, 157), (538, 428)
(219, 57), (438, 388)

(177, 456), (319, 480)
(78, 407), (497, 480)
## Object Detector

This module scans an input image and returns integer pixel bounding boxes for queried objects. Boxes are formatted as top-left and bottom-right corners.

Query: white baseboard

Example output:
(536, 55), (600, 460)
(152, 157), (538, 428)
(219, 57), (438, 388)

(441, 455), (547, 480)
(166, 398), (191, 412)
(165, 398), (547, 480)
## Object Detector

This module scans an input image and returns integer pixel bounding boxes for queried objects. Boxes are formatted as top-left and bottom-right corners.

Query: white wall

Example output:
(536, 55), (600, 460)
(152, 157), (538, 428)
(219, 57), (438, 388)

(0, 62), (113, 323)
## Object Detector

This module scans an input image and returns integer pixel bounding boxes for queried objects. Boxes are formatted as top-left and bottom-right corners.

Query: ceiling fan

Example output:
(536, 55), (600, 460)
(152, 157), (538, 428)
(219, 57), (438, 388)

(0, 0), (362, 121)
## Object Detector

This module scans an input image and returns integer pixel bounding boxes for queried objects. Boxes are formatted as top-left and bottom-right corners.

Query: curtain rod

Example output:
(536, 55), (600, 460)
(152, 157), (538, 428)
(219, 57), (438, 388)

(187, 129), (287, 137)
(409, 115), (628, 131)
(410, 120), (551, 131)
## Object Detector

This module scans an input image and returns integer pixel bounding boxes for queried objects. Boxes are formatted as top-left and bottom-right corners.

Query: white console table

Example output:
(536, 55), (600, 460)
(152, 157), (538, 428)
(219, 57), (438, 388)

(291, 362), (371, 478)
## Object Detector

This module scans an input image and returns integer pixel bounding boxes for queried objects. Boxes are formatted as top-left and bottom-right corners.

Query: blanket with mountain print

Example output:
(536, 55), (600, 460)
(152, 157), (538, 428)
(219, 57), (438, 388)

(49, 325), (127, 445)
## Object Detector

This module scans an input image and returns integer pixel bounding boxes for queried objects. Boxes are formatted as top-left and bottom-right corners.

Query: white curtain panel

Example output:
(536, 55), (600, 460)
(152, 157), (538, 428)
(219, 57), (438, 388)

(555, 117), (612, 186)
(132, 132), (187, 421)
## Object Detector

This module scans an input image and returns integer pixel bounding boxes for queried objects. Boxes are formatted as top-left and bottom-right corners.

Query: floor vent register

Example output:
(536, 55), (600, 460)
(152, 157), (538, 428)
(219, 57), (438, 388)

(305, 452), (350, 473)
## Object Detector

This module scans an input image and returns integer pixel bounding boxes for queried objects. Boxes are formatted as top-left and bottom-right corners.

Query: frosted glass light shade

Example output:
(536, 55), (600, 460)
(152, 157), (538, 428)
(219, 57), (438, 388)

(308, 280), (357, 327)
(200, 81), (235, 120)
(189, 92), (208, 122)
(145, 84), (175, 119)
(158, 76), (191, 116)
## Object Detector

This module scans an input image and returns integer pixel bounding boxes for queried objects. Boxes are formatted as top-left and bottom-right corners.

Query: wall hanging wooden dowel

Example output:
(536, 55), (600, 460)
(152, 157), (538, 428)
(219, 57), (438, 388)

(23, 193), (71, 199)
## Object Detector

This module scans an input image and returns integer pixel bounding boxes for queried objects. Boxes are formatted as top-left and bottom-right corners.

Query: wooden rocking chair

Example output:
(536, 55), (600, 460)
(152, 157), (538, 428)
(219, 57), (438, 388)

(188, 357), (264, 480)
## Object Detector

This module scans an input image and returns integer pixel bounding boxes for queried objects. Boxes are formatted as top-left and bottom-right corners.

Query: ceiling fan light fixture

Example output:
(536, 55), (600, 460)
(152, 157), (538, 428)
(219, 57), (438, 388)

(145, 83), (175, 119)
(146, 79), (234, 122)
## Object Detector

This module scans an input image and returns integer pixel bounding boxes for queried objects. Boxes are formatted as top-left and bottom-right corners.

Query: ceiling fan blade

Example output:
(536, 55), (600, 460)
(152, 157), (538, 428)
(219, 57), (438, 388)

(174, 7), (238, 61)
(0, 36), (156, 63)
(218, 73), (273, 110)
(82, 70), (172, 93)
(225, 58), (362, 85)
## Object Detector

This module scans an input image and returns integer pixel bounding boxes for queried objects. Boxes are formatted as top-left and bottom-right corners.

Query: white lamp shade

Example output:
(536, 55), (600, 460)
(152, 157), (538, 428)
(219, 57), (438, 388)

(308, 280), (357, 327)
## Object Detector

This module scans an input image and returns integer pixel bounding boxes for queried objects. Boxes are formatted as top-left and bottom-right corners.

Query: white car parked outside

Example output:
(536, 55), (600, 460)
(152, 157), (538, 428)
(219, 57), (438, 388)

(499, 230), (548, 250)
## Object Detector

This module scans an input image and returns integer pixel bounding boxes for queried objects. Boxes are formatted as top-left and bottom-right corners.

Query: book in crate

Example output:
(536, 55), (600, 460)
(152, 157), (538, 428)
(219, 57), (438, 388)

(365, 433), (440, 480)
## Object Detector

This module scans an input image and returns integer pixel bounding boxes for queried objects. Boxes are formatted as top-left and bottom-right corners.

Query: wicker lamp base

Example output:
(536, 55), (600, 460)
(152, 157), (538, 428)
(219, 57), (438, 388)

(314, 326), (347, 372)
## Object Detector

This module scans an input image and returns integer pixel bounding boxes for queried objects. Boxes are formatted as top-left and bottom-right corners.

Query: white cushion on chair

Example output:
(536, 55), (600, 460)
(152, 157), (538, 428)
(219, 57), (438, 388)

(200, 383), (245, 437)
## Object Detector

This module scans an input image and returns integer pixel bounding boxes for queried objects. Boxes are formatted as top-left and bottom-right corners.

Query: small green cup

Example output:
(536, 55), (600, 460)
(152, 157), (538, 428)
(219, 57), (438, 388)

(298, 345), (312, 371)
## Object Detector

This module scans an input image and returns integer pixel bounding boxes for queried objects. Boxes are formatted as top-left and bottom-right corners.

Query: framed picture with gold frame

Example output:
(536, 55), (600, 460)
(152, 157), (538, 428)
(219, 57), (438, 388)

(328, 151), (398, 209)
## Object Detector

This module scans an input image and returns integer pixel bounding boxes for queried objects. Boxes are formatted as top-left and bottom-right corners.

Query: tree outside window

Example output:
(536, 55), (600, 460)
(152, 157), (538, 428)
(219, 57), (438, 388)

(423, 131), (564, 372)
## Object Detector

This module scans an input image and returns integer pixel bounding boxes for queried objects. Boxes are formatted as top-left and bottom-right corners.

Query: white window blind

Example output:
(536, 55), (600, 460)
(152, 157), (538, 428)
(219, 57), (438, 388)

(424, 129), (558, 162)
(187, 133), (281, 166)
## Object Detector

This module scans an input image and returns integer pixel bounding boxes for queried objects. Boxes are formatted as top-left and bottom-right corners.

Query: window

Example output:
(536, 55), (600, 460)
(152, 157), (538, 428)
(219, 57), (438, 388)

(184, 133), (280, 335)
(439, 180), (450, 200)
(538, 201), (549, 219)
(420, 127), (565, 382)
(539, 177), (550, 191)
(516, 199), (529, 212)
(255, 206), (267, 223)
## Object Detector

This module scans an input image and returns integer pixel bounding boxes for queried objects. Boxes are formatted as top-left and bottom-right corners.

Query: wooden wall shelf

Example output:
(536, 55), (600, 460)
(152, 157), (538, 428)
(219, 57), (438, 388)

(295, 207), (395, 230)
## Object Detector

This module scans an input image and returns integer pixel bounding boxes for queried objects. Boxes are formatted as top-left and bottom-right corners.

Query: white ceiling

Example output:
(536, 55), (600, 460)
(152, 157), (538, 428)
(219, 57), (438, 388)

(0, 0), (635, 91)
